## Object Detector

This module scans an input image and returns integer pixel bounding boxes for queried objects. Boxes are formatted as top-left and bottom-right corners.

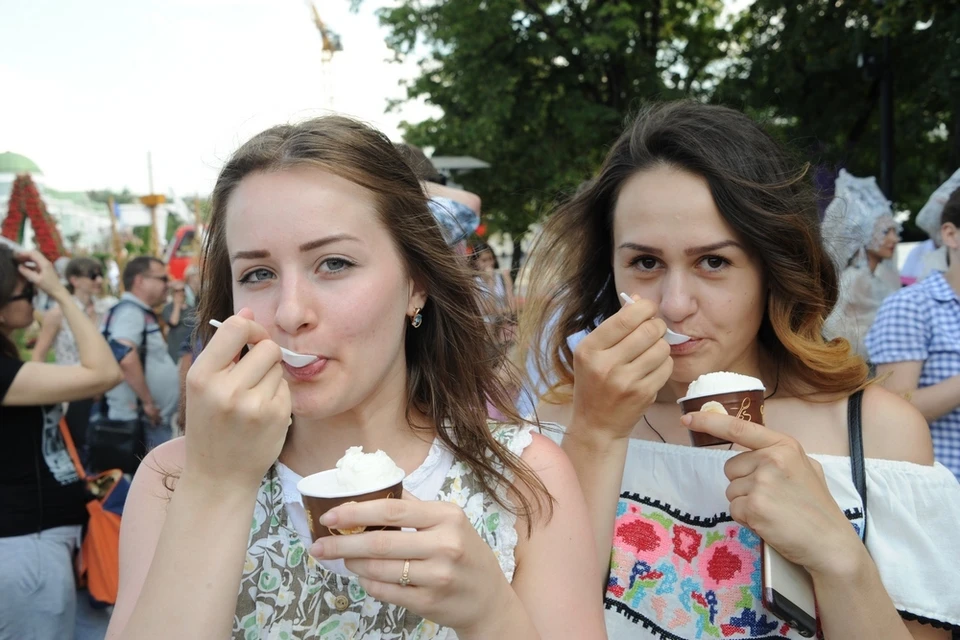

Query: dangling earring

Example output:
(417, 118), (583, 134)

(411, 307), (423, 328)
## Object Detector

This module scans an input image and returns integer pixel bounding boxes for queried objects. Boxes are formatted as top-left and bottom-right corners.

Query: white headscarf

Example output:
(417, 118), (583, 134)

(821, 170), (902, 358)
(916, 167), (960, 244)
(821, 169), (901, 271)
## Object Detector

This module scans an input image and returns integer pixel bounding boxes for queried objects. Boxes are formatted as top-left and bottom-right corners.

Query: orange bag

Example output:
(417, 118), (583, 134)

(58, 417), (129, 607)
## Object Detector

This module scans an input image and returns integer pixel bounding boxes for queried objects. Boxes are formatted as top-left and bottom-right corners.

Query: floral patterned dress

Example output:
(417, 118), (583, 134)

(231, 424), (532, 640)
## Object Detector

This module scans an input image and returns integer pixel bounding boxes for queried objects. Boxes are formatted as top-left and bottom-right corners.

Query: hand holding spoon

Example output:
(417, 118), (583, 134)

(208, 319), (319, 367)
(619, 292), (691, 345)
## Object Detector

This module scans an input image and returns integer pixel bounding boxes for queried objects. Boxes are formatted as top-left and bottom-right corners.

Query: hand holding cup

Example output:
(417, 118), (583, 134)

(681, 410), (864, 577)
(310, 491), (517, 636)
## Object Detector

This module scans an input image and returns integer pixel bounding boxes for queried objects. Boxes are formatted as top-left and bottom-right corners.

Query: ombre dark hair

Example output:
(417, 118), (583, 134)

(194, 116), (550, 525)
(519, 101), (869, 402)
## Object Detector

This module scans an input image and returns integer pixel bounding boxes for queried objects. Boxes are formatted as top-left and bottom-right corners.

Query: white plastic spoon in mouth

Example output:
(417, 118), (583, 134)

(619, 292), (691, 345)
(208, 319), (320, 367)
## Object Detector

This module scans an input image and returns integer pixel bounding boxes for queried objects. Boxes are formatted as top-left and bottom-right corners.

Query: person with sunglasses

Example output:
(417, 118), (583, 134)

(0, 246), (122, 639)
(32, 258), (108, 455)
(97, 257), (180, 462)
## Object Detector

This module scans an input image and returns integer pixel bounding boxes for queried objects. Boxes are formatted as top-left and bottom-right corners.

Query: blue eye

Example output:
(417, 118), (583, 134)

(319, 257), (355, 273)
(238, 268), (274, 284)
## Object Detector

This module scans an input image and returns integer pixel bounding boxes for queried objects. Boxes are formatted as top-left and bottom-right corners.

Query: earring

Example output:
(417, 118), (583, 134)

(411, 307), (423, 328)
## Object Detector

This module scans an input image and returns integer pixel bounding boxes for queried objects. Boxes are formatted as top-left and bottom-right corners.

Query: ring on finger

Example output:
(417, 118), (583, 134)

(398, 559), (412, 587)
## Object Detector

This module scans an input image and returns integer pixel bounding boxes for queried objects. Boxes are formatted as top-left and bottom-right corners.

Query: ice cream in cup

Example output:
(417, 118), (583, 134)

(297, 447), (406, 540)
(677, 372), (766, 447)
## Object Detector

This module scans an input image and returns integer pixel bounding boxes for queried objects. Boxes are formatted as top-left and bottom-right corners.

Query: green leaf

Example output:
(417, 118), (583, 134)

(642, 512), (674, 529)
(705, 531), (725, 546)
(318, 620), (340, 636)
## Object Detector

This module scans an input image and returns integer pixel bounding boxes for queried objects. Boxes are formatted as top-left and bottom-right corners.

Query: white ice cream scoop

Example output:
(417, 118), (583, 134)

(619, 292), (691, 345)
(208, 319), (319, 367)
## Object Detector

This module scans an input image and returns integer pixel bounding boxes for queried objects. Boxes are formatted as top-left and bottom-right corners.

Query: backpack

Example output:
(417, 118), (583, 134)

(86, 300), (157, 474)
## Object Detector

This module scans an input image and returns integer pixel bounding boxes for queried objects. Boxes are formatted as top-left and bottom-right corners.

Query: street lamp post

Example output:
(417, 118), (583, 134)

(879, 33), (894, 200)
(139, 152), (166, 257)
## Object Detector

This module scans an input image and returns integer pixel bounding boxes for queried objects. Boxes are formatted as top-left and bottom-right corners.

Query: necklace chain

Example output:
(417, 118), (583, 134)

(643, 369), (780, 448)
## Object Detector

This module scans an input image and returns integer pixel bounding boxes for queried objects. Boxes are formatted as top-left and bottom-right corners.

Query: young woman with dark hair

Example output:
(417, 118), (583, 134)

(520, 101), (960, 639)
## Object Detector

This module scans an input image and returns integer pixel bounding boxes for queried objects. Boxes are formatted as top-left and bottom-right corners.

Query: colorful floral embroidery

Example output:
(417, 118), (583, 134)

(605, 493), (863, 639)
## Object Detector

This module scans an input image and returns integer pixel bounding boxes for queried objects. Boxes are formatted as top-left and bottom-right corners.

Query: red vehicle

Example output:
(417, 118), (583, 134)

(164, 225), (202, 281)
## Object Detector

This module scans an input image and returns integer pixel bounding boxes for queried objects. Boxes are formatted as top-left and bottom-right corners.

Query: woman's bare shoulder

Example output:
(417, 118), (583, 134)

(860, 383), (934, 464)
(135, 436), (187, 496)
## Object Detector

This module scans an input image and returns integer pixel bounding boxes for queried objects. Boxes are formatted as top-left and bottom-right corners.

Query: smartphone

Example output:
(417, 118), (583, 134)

(761, 541), (817, 637)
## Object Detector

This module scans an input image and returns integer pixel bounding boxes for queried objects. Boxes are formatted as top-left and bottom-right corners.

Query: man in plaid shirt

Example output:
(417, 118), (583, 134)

(866, 187), (960, 479)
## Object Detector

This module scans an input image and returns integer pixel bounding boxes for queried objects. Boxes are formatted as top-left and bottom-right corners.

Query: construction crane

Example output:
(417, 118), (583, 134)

(306, 1), (343, 110)
(308, 1), (343, 62)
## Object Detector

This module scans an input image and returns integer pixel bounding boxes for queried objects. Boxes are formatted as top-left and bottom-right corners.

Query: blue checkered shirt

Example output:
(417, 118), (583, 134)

(866, 272), (960, 478)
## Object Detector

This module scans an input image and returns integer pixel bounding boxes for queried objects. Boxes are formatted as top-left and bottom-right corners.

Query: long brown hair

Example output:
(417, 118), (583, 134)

(195, 116), (550, 525)
(519, 101), (869, 402)
(0, 245), (21, 360)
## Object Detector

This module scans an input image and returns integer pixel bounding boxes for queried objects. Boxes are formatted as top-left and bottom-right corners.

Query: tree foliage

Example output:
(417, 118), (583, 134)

(86, 188), (137, 205)
(368, 0), (958, 241)
(369, 0), (730, 238)
(715, 0), (959, 236)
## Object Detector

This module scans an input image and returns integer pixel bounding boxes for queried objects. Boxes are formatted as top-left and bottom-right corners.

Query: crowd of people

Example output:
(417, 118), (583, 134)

(1, 100), (958, 640)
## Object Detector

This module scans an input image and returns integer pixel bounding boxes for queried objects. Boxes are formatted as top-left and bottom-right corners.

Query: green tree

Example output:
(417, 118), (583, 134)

(86, 188), (137, 205)
(367, 0), (732, 260)
(715, 0), (959, 236)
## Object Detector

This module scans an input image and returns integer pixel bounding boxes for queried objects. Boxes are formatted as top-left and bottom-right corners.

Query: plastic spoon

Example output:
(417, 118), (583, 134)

(208, 319), (319, 367)
(619, 292), (691, 345)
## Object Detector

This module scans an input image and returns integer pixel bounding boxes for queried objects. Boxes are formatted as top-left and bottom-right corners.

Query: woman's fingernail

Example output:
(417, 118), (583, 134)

(310, 541), (324, 557)
(680, 414), (693, 426)
(319, 510), (337, 526)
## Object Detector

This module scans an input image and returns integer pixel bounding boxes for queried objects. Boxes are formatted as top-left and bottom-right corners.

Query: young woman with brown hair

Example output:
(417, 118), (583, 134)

(520, 101), (960, 639)
(106, 116), (604, 639)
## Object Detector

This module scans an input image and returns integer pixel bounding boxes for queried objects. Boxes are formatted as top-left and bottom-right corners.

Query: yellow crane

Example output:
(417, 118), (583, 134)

(308, 1), (342, 62)
(306, 2), (343, 110)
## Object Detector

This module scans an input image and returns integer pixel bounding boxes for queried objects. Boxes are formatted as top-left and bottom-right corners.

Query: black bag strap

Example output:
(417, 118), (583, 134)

(847, 388), (868, 543)
(100, 300), (155, 417)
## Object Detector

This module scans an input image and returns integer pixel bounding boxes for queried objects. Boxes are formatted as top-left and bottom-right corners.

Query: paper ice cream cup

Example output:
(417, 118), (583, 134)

(297, 469), (405, 540)
(678, 372), (766, 447)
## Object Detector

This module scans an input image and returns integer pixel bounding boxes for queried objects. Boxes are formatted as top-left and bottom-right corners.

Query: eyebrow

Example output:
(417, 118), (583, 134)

(618, 240), (745, 256)
(230, 234), (361, 262)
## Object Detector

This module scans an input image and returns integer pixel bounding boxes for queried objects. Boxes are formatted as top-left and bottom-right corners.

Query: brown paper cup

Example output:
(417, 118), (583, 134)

(297, 469), (405, 540)
(679, 390), (765, 447)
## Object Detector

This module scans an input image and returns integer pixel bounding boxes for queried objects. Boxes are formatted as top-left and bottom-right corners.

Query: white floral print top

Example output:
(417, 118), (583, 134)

(231, 424), (533, 640)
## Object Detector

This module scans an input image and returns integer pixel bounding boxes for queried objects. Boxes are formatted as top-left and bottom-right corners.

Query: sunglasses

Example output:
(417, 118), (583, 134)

(85, 271), (104, 279)
(143, 274), (169, 284)
(9, 282), (35, 303)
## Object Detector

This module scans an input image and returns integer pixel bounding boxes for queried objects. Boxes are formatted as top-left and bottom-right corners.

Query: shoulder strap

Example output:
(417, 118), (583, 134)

(102, 300), (155, 415)
(58, 416), (87, 481)
(847, 389), (868, 543)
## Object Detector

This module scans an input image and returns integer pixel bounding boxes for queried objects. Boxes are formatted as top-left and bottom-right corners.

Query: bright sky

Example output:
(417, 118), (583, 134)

(0, 0), (438, 197)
